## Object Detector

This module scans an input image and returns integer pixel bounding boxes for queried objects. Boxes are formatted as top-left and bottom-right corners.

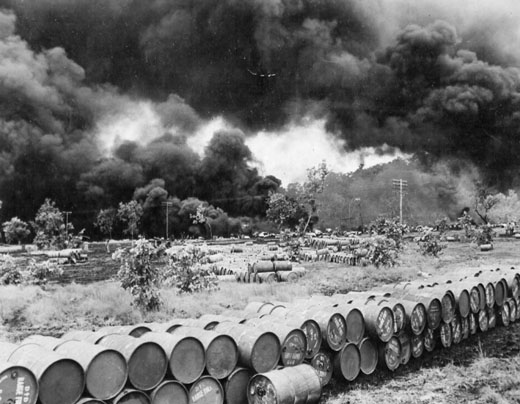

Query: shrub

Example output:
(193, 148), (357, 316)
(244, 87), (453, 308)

(366, 236), (399, 268)
(369, 217), (406, 249)
(163, 245), (219, 294)
(0, 255), (22, 285)
(113, 238), (162, 312)
(474, 225), (494, 246)
(25, 259), (63, 286)
(417, 230), (446, 257)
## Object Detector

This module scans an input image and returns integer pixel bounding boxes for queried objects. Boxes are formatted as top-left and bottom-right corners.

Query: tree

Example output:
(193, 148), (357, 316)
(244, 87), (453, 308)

(487, 190), (520, 224)
(266, 161), (329, 234)
(2, 217), (30, 244)
(31, 199), (73, 249)
(95, 208), (117, 239)
(117, 201), (143, 241)
(191, 204), (213, 239)
(474, 185), (500, 224)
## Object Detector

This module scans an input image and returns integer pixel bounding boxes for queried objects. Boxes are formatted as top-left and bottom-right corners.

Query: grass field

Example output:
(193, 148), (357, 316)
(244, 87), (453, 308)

(1, 237), (520, 403)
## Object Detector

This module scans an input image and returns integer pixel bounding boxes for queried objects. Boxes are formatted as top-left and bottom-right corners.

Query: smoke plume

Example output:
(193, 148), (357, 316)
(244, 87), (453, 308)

(1, 0), (520, 232)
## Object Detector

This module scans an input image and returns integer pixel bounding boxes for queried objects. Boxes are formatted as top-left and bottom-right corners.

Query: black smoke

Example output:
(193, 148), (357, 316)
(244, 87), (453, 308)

(1, 1), (520, 234)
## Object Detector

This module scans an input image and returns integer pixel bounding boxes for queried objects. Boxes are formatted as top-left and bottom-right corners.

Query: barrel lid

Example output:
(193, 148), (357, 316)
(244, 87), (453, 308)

(189, 376), (224, 404)
(112, 389), (150, 404)
(0, 362), (39, 404)
(150, 380), (189, 404)
(250, 331), (281, 373)
(358, 338), (378, 375)
(225, 368), (253, 404)
(170, 336), (206, 384)
(126, 341), (168, 391)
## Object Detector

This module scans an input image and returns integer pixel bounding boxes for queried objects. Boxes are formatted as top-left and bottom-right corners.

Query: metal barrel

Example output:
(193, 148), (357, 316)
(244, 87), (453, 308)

(278, 364), (322, 404)
(244, 302), (272, 313)
(397, 332), (411, 366)
(423, 328), (436, 353)
(357, 337), (378, 376)
(224, 367), (253, 404)
(8, 343), (85, 404)
(330, 303), (365, 344)
(110, 389), (150, 404)
(478, 310), (489, 333)
(137, 332), (205, 384)
(469, 313), (478, 335)
(55, 340), (128, 400)
(383, 283), (454, 324)
(75, 398), (106, 404)
(461, 316), (470, 340)
(507, 298), (517, 323)
(278, 271), (299, 282)
(273, 261), (293, 272)
(308, 350), (333, 387)
(247, 364), (321, 404)
(61, 330), (110, 344)
(97, 334), (168, 391)
(497, 302), (511, 327)
(242, 318), (307, 367)
(169, 326), (238, 379)
(451, 314), (463, 344)
(25, 335), (127, 400)
(411, 334), (424, 359)
(0, 360), (39, 404)
(147, 320), (185, 333)
(213, 322), (280, 373)
(96, 325), (151, 338)
(332, 342), (361, 382)
(188, 376), (224, 404)
(344, 300), (394, 343)
(378, 336), (401, 372)
(438, 322), (453, 348)
(270, 312), (322, 359)
(456, 281), (481, 314)
(257, 272), (278, 284)
(149, 380), (189, 404)
(487, 306), (497, 329)
(297, 306), (347, 352)
(252, 262), (275, 274)
(197, 315), (242, 330)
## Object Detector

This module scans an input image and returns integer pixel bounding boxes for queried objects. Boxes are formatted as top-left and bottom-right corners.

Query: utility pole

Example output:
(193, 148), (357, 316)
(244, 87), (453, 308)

(64, 211), (72, 241)
(392, 179), (408, 225)
(162, 202), (173, 240)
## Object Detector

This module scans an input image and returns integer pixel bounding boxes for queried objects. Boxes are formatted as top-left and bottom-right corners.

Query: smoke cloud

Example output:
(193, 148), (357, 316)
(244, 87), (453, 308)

(1, 0), (520, 232)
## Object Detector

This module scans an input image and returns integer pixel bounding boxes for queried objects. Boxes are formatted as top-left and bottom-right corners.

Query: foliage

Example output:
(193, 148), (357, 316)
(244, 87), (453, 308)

(0, 255), (22, 285)
(487, 189), (520, 224)
(0, 255), (62, 286)
(190, 204), (213, 239)
(117, 200), (143, 240)
(280, 229), (302, 262)
(365, 236), (399, 268)
(95, 208), (117, 239)
(369, 216), (406, 249)
(474, 185), (500, 224)
(163, 245), (219, 294)
(266, 192), (301, 229)
(417, 230), (446, 257)
(24, 260), (63, 286)
(435, 217), (449, 235)
(473, 225), (494, 246)
(113, 238), (162, 311)
(31, 199), (74, 250)
(458, 212), (475, 239)
(267, 161), (329, 233)
(2, 217), (30, 244)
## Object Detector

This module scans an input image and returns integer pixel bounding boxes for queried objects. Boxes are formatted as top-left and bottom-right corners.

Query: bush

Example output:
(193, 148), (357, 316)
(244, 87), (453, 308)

(366, 236), (399, 268)
(417, 230), (446, 257)
(369, 217), (406, 249)
(474, 225), (494, 246)
(0, 255), (22, 285)
(0, 256), (62, 286)
(163, 245), (219, 294)
(113, 238), (162, 312)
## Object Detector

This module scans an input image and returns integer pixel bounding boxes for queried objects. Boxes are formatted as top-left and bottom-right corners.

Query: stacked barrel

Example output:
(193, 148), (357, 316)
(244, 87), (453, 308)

(234, 261), (307, 284)
(300, 237), (369, 265)
(1, 266), (518, 404)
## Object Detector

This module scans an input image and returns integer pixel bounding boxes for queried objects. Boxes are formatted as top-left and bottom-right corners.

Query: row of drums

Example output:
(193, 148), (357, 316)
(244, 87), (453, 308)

(1, 266), (518, 404)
